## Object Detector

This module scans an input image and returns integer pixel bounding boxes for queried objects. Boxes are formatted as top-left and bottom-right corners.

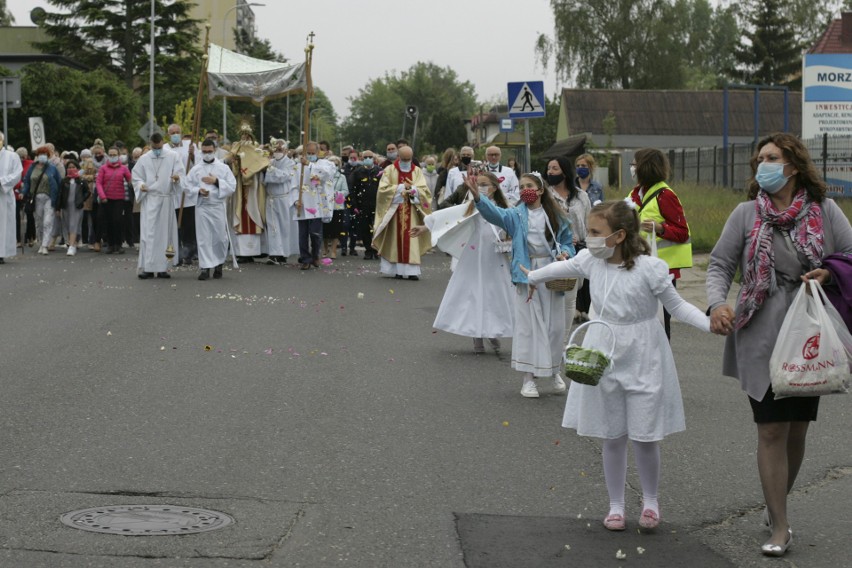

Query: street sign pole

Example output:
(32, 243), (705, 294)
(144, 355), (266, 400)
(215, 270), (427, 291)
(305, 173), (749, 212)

(524, 119), (530, 173)
(2, 80), (7, 143)
(507, 81), (546, 175)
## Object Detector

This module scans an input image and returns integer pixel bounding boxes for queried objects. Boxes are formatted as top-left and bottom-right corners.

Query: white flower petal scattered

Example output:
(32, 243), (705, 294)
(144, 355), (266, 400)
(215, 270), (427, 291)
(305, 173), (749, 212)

(616, 549), (626, 560)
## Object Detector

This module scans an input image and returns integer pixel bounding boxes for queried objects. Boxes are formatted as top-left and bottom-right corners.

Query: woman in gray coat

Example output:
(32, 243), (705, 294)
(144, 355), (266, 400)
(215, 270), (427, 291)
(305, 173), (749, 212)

(706, 133), (852, 557)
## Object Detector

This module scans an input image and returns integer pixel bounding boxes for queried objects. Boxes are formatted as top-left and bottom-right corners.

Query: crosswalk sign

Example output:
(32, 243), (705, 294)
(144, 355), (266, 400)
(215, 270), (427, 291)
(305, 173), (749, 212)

(507, 81), (546, 118)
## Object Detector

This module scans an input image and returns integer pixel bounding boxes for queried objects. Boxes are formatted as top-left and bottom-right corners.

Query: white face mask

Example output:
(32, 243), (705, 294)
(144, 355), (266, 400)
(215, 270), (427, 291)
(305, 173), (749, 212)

(202, 153), (215, 163)
(273, 152), (284, 160)
(586, 232), (618, 259)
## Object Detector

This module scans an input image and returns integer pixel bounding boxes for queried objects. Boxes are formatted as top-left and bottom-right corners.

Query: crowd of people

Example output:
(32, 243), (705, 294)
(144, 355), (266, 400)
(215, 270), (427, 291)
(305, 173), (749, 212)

(0, 127), (848, 559)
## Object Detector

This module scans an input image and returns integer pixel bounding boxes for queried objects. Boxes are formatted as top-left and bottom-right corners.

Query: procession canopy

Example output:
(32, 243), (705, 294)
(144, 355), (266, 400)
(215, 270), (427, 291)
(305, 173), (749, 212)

(206, 43), (307, 104)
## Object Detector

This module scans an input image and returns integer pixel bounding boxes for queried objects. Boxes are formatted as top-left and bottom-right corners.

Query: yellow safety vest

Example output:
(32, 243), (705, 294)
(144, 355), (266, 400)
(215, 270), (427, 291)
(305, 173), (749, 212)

(636, 182), (693, 269)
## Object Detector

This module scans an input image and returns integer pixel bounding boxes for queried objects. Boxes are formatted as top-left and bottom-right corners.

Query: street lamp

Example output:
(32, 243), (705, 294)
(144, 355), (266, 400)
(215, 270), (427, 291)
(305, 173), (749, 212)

(221, 2), (265, 142)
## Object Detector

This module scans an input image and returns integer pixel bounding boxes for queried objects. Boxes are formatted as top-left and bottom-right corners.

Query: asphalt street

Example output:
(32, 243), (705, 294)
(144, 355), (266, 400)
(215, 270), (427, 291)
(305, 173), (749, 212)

(0, 248), (849, 567)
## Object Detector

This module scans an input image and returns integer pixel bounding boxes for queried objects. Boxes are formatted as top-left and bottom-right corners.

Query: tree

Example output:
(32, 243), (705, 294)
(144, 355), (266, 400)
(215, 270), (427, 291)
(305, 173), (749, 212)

(35, 0), (201, 118)
(341, 62), (477, 153)
(733, 0), (800, 86)
(2, 63), (141, 150)
(0, 0), (14, 25)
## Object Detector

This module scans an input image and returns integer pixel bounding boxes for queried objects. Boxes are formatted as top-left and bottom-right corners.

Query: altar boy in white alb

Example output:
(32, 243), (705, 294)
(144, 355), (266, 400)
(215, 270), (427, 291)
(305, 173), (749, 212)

(0, 133), (23, 264)
(263, 138), (299, 264)
(132, 133), (186, 279)
(187, 138), (236, 280)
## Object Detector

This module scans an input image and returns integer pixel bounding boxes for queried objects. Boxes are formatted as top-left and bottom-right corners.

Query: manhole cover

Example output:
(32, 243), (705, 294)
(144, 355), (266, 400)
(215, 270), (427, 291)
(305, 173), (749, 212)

(60, 505), (234, 536)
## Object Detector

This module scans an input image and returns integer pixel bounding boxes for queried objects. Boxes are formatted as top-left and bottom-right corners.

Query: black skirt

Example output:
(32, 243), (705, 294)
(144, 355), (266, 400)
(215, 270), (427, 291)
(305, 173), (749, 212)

(749, 385), (820, 423)
(324, 210), (347, 240)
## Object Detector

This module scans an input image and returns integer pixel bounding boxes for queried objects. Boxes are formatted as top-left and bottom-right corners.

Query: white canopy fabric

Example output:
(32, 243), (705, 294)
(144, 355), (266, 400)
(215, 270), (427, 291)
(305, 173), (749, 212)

(206, 43), (307, 104)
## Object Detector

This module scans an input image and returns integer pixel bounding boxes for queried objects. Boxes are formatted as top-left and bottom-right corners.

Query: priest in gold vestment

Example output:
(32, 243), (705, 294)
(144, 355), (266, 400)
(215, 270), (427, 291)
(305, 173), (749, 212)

(372, 145), (432, 280)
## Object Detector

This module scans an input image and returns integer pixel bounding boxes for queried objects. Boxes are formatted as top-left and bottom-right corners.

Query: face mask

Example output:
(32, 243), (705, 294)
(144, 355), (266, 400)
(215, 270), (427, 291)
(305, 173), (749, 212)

(307, 154), (318, 163)
(477, 184), (491, 194)
(363, 158), (374, 167)
(108, 156), (119, 164)
(426, 164), (435, 173)
(386, 151), (398, 161)
(170, 134), (181, 145)
(520, 188), (539, 204)
(460, 156), (472, 166)
(273, 152), (284, 160)
(755, 162), (790, 194)
(630, 165), (637, 181)
(341, 156), (349, 163)
(152, 148), (162, 158)
(37, 155), (48, 164)
(576, 166), (590, 179)
(546, 174), (565, 186)
(586, 233), (618, 259)
(94, 154), (104, 162)
(488, 163), (499, 171)
(202, 153), (215, 163)
(67, 169), (79, 178)
(119, 155), (128, 164)
(398, 160), (412, 172)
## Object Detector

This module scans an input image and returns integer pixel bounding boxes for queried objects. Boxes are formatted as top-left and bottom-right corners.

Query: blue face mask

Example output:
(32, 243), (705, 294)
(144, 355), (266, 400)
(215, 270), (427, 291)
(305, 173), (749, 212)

(398, 160), (412, 172)
(152, 148), (162, 158)
(576, 166), (590, 179)
(307, 154), (318, 163)
(362, 158), (373, 167)
(755, 162), (790, 194)
(170, 134), (181, 145)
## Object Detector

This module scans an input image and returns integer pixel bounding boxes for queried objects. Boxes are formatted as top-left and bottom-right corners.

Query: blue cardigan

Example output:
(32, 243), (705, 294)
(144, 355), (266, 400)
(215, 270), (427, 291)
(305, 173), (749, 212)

(22, 162), (63, 208)
(475, 195), (574, 285)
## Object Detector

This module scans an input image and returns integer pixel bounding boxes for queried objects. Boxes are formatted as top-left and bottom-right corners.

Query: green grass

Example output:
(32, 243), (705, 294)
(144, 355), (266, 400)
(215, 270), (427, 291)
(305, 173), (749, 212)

(602, 183), (852, 253)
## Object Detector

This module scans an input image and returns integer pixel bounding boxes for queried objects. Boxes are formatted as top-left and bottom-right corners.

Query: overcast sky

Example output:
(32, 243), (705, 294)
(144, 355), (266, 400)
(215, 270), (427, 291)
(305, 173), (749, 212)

(8, 0), (561, 120)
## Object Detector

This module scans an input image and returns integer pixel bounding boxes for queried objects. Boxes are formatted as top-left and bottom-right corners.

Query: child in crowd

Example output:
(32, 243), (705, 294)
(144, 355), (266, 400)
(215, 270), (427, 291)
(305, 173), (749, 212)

(472, 172), (574, 398)
(522, 199), (711, 530)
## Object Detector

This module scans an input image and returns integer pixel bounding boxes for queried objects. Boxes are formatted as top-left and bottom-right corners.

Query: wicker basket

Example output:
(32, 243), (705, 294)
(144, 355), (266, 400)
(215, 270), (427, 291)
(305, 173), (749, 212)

(563, 320), (616, 386)
(545, 278), (577, 292)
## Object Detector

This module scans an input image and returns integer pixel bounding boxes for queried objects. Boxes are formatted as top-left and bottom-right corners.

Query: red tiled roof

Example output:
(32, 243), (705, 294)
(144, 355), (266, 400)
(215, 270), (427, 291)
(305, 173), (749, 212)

(809, 16), (852, 54)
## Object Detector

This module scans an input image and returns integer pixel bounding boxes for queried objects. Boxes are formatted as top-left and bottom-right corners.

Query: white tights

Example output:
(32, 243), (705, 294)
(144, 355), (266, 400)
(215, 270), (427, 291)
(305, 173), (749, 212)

(602, 435), (660, 517)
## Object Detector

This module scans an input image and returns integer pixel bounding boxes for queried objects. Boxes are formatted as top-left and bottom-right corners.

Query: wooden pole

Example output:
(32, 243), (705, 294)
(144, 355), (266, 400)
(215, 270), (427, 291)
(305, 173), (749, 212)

(296, 31), (315, 216)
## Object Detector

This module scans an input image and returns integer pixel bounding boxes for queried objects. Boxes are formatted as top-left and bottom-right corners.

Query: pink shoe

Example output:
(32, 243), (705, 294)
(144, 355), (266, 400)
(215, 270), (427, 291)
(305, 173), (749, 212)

(639, 509), (659, 529)
(603, 514), (625, 531)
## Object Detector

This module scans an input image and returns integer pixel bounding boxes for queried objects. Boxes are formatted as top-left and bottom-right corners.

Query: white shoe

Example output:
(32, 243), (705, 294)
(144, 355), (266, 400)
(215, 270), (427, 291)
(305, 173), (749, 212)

(38, 247), (48, 255)
(552, 374), (567, 393)
(521, 380), (540, 398)
(67, 246), (76, 256)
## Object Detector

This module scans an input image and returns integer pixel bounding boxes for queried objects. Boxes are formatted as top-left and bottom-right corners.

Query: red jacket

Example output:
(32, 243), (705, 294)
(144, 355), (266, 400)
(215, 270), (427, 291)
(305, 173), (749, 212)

(96, 161), (132, 201)
(14, 158), (32, 201)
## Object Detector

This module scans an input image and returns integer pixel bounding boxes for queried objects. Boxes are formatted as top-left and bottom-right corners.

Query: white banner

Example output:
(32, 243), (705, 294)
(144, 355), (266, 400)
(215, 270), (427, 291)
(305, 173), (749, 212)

(28, 116), (45, 151)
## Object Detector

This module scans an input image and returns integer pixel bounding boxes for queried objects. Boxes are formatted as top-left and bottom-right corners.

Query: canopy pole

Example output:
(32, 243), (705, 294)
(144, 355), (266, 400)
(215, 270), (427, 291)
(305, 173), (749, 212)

(296, 31), (315, 216)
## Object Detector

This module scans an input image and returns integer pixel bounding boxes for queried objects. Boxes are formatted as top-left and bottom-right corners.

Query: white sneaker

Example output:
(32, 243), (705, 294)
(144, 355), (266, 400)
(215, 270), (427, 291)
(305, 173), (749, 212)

(520, 380), (540, 398)
(67, 246), (76, 256)
(38, 246), (48, 255)
(553, 374), (567, 394)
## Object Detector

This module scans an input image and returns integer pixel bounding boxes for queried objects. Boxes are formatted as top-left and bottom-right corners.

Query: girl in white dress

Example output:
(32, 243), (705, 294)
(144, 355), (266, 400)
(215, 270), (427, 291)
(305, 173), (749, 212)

(421, 172), (515, 353)
(523, 200), (711, 532)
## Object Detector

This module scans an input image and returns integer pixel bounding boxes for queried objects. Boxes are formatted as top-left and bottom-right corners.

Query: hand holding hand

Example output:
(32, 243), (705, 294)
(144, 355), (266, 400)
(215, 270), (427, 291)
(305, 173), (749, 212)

(710, 304), (734, 335)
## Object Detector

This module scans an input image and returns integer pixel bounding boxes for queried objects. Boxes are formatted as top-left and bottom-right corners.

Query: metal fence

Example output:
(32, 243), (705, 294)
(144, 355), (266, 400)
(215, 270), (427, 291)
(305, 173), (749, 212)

(665, 134), (852, 197)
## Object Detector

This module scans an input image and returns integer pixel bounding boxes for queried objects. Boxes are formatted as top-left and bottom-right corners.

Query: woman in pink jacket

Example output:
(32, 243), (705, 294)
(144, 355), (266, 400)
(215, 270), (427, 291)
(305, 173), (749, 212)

(96, 146), (132, 254)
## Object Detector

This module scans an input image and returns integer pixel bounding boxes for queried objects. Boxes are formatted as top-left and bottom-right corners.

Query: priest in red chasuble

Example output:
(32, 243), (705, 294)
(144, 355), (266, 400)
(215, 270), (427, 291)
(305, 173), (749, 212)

(372, 145), (432, 280)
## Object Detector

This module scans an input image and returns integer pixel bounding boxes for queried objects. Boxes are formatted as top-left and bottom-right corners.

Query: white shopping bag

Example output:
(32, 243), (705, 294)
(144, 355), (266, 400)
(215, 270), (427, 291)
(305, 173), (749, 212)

(769, 280), (851, 399)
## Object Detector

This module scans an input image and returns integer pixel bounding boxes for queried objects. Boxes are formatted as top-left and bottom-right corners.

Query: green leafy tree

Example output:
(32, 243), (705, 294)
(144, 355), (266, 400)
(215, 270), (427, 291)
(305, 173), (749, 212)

(0, 0), (14, 25)
(2, 63), (141, 150)
(35, 0), (200, 119)
(342, 62), (477, 153)
(733, 0), (800, 86)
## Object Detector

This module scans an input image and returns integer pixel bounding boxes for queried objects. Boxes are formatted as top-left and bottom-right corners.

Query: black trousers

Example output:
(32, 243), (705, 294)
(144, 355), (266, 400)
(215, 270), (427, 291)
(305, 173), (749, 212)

(298, 218), (323, 263)
(177, 206), (197, 260)
(122, 199), (135, 245)
(15, 200), (22, 244)
(356, 209), (375, 255)
(103, 200), (125, 250)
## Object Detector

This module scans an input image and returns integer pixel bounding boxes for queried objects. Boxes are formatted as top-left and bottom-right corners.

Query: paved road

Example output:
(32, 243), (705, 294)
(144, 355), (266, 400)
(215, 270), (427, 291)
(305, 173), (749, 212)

(0, 249), (849, 567)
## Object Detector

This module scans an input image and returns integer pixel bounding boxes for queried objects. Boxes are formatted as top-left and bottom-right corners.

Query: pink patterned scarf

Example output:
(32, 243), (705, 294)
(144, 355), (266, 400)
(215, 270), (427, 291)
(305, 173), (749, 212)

(735, 189), (823, 330)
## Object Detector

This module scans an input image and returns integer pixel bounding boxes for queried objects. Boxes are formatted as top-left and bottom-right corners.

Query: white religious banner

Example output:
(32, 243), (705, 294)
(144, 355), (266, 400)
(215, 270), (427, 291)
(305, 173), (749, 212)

(28, 116), (45, 151)
(207, 43), (307, 103)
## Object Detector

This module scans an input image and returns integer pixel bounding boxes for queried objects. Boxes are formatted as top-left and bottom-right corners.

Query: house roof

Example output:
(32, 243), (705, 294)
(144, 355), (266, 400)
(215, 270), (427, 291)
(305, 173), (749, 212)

(561, 88), (801, 138)
(809, 13), (852, 54)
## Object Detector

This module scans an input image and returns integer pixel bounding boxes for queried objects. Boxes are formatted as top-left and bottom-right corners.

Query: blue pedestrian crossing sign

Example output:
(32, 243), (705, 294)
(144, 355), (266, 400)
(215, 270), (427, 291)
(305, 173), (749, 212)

(508, 81), (546, 118)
